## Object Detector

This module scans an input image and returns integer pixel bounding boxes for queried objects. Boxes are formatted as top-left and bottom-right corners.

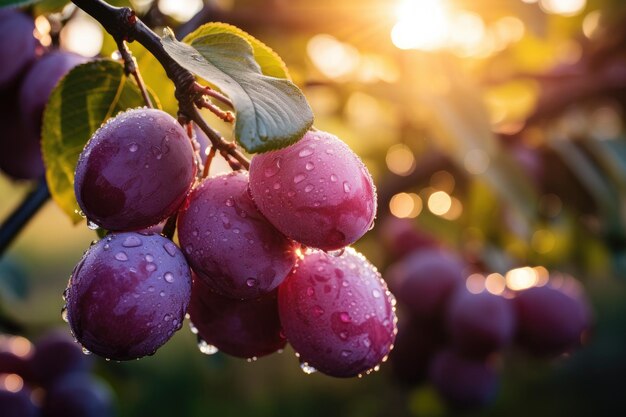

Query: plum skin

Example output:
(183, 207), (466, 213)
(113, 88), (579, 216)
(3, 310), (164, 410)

(188, 275), (286, 358)
(429, 349), (499, 409)
(249, 130), (377, 251)
(65, 232), (192, 360)
(178, 171), (297, 299)
(445, 288), (516, 358)
(386, 248), (466, 320)
(513, 285), (590, 356)
(0, 10), (39, 90)
(74, 108), (197, 231)
(278, 248), (397, 378)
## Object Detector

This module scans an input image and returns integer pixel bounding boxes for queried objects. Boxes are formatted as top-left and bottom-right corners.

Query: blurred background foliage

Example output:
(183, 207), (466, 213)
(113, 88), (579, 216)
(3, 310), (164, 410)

(2, 0), (626, 416)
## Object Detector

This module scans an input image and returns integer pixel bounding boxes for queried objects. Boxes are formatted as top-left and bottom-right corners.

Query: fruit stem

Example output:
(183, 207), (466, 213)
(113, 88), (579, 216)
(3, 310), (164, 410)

(117, 39), (153, 108)
(203, 147), (217, 178)
(70, 0), (250, 170)
(0, 177), (50, 257)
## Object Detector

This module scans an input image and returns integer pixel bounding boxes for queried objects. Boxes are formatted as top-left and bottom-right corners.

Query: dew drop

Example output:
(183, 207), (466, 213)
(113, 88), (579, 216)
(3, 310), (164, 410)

(146, 263), (156, 272)
(305, 162), (314, 171)
(103, 244), (110, 250)
(287, 191), (296, 197)
(115, 252), (128, 261)
(339, 331), (348, 340)
(81, 347), (92, 355)
(306, 287), (315, 297)
(225, 198), (235, 207)
(198, 339), (218, 355)
(122, 235), (142, 247)
(339, 312), (351, 323)
(273, 182), (281, 190)
(327, 249), (344, 257)
(246, 278), (258, 287)
(372, 289), (381, 298)
(160, 291), (165, 297)
(343, 182), (351, 193)
(363, 337), (372, 348)
(129, 143), (138, 152)
(341, 350), (352, 358)
(298, 148), (313, 158)
(164, 272), (175, 283)
(300, 362), (317, 374)
(164, 314), (172, 321)
(312, 305), (325, 317)
(146, 255), (154, 262)
(330, 174), (338, 182)
(148, 286), (155, 292)
(294, 174), (306, 184)
(304, 185), (314, 193)
(86, 220), (99, 230)
(264, 157), (282, 177)
(61, 307), (68, 322)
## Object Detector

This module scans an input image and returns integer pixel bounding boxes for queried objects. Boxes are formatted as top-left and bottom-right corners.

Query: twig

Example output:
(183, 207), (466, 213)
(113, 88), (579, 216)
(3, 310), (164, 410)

(0, 177), (50, 257)
(117, 39), (153, 108)
(203, 146), (217, 178)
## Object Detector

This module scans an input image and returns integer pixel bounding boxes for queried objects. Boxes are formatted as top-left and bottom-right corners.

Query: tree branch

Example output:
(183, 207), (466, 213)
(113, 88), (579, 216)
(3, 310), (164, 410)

(0, 177), (50, 257)
(70, 0), (250, 169)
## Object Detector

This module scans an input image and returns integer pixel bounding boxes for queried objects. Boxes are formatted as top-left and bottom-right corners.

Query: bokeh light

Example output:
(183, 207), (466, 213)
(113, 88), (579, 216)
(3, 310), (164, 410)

(60, 12), (103, 57)
(386, 144), (416, 176)
(307, 34), (360, 79)
(390, 192), (423, 218)
(427, 191), (452, 216)
(540, 0), (587, 16)
(158, 0), (204, 21)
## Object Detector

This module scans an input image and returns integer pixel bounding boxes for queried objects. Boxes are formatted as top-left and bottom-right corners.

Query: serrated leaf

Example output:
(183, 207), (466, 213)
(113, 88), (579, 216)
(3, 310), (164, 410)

(42, 59), (160, 223)
(0, 0), (40, 8)
(183, 22), (290, 80)
(162, 30), (313, 153)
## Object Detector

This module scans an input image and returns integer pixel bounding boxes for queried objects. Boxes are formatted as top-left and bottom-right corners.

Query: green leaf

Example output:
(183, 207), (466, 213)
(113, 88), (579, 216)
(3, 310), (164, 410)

(161, 29), (314, 153)
(183, 22), (291, 80)
(0, 0), (41, 8)
(42, 59), (160, 223)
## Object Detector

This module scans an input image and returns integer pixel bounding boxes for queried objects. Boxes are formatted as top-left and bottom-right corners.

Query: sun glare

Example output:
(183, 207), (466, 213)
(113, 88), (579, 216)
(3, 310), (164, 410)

(391, 0), (450, 50)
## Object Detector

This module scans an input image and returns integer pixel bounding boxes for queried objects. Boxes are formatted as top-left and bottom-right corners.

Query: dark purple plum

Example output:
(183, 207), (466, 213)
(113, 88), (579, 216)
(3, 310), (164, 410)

(389, 316), (444, 385)
(278, 248), (397, 377)
(378, 217), (439, 261)
(513, 284), (591, 357)
(0, 388), (39, 417)
(429, 349), (499, 409)
(0, 84), (43, 179)
(445, 289), (515, 358)
(16, 51), (87, 178)
(42, 373), (114, 417)
(74, 108), (197, 231)
(188, 274), (286, 358)
(386, 248), (465, 320)
(0, 11), (39, 90)
(32, 330), (91, 386)
(178, 171), (297, 299)
(249, 130), (377, 251)
(65, 232), (191, 360)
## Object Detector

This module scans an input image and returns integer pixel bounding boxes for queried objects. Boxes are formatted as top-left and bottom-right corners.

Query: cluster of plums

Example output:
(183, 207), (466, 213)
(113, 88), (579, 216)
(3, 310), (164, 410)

(65, 105), (396, 378)
(382, 218), (592, 409)
(0, 331), (114, 417)
(0, 9), (87, 180)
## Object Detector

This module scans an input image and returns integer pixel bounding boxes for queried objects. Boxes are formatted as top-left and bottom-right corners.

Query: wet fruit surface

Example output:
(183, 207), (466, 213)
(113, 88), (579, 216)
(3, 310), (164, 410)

(249, 130), (377, 251)
(278, 248), (397, 377)
(178, 171), (297, 299)
(74, 108), (196, 231)
(189, 275), (286, 358)
(65, 232), (191, 360)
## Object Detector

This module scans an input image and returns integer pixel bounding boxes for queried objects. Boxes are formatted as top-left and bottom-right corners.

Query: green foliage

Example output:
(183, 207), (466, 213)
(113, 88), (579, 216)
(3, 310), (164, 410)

(183, 22), (291, 80)
(0, 0), (40, 8)
(41, 59), (160, 223)
(162, 28), (314, 153)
